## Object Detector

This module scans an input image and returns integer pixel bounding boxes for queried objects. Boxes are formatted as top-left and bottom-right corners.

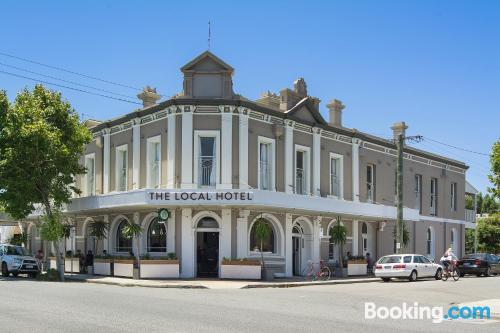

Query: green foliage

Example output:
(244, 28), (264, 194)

(167, 252), (177, 260)
(330, 216), (347, 246)
(88, 220), (108, 240)
(465, 228), (475, 254)
(489, 139), (500, 200)
(8, 233), (28, 246)
(0, 85), (92, 220)
(121, 222), (143, 240)
(465, 195), (474, 210)
(392, 222), (410, 249)
(253, 217), (271, 251)
(481, 194), (499, 215)
(36, 269), (60, 282)
(62, 224), (71, 239)
(476, 214), (500, 253)
(40, 210), (65, 242)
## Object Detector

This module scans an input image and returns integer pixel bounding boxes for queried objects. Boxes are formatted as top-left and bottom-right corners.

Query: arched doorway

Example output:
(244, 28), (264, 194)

(196, 217), (219, 277)
(361, 223), (368, 256)
(292, 224), (303, 276)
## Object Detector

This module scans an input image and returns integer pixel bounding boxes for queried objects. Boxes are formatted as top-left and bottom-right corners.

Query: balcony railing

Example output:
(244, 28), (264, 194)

(199, 156), (216, 187)
(296, 168), (305, 194)
(259, 161), (271, 190)
(465, 209), (476, 223)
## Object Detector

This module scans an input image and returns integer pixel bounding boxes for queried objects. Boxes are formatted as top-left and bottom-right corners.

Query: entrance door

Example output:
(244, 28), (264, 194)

(292, 236), (301, 276)
(196, 232), (219, 277)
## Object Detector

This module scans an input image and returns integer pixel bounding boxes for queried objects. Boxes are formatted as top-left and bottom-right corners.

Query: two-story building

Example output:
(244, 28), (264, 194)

(24, 51), (471, 278)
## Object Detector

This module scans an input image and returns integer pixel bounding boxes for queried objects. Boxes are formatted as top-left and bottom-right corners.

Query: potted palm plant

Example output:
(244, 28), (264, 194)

(254, 216), (272, 281)
(89, 220), (110, 275)
(331, 216), (347, 277)
(121, 222), (143, 279)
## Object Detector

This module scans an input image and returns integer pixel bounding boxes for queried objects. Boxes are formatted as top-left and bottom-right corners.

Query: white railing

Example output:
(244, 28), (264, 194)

(199, 156), (216, 187)
(259, 161), (271, 190)
(465, 209), (476, 223)
(296, 168), (305, 194)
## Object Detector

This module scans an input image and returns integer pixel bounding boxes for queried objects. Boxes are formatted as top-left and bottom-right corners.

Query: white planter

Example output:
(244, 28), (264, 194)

(113, 262), (134, 278)
(94, 261), (112, 276)
(49, 258), (57, 270)
(348, 263), (367, 276)
(64, 259), (80, 273)
(140, 261), (179, 279)
(220, 263), (261, 280)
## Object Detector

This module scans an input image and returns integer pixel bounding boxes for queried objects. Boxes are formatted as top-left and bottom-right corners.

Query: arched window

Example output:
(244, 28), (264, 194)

(250, 219), (275, 253)
(197, 217), (218, 229)
(148, 218), (166, 252)
(116, 219), (132, 253)
(362, 222), (368, 234)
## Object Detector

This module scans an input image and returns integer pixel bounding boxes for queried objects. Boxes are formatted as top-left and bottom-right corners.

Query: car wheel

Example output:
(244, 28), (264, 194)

(435, 268), (442, 280)
(409, 270), (417, 282)
(381, 278), (391, 282)
(12, 272), (18, 277)
(459, 273), (465, 277)
(476, 273), (482, 277)
(1, 262), (9, 277)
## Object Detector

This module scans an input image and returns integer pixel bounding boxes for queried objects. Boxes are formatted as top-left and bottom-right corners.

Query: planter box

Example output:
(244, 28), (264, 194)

(49, 257), (57, 270)
(94, 259), (112, 276)
(140, 260), (179, 279)
(64, 258), (80, 273)
(113, 260), (134, 278)
(348, 263), (367, 276)
(220, 260), (261, 280)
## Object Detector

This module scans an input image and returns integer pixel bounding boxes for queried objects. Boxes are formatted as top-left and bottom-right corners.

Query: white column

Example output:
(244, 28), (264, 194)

(102, 129), (110, 194)
(312, 128), (321, 196)
(166, 111), (176, 188)
(352, 220), (359, 256)
(352, 138), (360, 202)
(180, 208), (194, 278)
(167, 209), (176, 253)
(103, 215), (109, 253)
(132, 212), (141, 256)
(181, 108), (194, 189)
(220, 112), (233, 189)
(132, 118), (140, 190)
(312, 217), (321, 264)
(220, 209), (232, 259)
(284, 120), (294, 194)
(285, 213), (293, 277)
(236, 210), (250, 259)
(238, 110), (249, 189)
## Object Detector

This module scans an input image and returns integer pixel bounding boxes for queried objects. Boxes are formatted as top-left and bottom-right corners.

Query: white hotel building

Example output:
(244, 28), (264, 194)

(23, 51), (475, 278)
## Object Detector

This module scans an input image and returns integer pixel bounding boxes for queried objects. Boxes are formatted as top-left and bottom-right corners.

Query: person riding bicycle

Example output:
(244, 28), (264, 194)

(439, 247), (457, 271)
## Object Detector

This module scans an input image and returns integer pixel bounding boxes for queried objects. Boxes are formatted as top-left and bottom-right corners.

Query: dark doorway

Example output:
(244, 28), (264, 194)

(292, 236), (301, 276)
(196, 232), (219, 277)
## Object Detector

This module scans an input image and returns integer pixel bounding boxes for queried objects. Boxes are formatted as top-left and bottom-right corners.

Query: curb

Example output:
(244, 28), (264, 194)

(242, 278), (380, 289)
(65, 276), (208, 289)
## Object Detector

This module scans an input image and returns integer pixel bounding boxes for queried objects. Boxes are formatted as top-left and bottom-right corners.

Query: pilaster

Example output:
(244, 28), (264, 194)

(312, 127), (321, 196)
(236, 209), (250, 258)
(352, 138), (361, 202)
(166, 109), (177, 188)
(132, 118), (141, 190)
(220, 111), (233, 189)
(181, 107), (194, 189)
(238, 109), (249, 189)
(284, 120), (295, 194)
(285, 213), (293, 277)
(180, 208), (194, 278)
(102, 129), (110, 194)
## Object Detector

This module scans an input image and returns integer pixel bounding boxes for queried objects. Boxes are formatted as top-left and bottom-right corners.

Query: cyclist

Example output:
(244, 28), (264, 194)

(439, 247), (457, 272)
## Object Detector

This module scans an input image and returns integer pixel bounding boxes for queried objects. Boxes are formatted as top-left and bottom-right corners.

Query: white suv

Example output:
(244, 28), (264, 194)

(0, 244), (40, 278)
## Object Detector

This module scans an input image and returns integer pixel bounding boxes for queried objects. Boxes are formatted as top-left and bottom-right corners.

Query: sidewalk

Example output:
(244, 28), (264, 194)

(65, 274), (380, 290)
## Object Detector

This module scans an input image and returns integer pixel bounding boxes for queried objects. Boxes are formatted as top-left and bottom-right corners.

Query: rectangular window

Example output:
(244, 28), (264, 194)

(84, 154), (95, 196)
(366, 164), (375, 203)
(295, 145), (310, 195)
(258, 137), (275, 191)
(116, 145), (128, 192)
(329, 153), (343, 198)
(451, 182), (457, 211)
(199, 136), (216, 187)
(430, 178), (438, 216)
(415, 174), (422, 213)
(147, 136), (161, 189)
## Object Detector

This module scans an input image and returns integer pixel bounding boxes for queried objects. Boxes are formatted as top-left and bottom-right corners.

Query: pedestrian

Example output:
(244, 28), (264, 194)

(366, 253), (373, 275)
(85, 250), (94, 268)
(35, 249), (44, 270)
(102, 250), (107, 257)
(77, 250), (84, 273)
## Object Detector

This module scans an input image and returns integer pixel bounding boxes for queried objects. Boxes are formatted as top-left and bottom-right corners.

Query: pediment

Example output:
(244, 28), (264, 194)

(286, 98), (327, 125)
(181, 51), (234, 73)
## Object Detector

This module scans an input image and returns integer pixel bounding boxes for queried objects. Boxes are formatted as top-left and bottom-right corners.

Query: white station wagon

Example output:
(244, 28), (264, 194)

(375, 254), (442, 282)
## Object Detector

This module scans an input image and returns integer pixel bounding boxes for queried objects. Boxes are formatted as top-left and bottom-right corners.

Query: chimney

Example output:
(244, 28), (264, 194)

(137, 86), (161, 108)
(327, 99), (345, 127)
(391, 121), (408, 141)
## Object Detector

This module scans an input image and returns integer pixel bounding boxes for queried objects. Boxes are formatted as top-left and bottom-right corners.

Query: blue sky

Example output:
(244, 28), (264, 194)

(1, 0), (498, 194)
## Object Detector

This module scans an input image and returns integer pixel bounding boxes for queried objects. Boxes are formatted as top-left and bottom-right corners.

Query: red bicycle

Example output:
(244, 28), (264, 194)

(302, 260), (331, 281)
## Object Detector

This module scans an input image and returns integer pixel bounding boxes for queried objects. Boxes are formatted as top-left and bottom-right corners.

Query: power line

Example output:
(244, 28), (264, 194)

(0, 61), (137, 100)
(422, 136), (490, 157)
(0, 69), (142, 105)
(0, 50), (142, 92)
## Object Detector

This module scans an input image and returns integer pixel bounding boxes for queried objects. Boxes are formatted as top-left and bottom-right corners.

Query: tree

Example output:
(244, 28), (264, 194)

(121, 221), (143, 277)
(477, 193), (484, 215)
(482, 194), (499, 215)
(489, 138), (500, 200)
(88, 220), (109, 256)
(330, 216), (347, 270)
(253, 216), (271, 278)
(476, 214), (500, 254)
(8, 233), (28, 246)
(392, 222), (410, 251)
(0, 85), (92, 281)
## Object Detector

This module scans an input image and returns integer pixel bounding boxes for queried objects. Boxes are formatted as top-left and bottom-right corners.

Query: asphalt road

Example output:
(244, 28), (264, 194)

(0, 275), (499, 333)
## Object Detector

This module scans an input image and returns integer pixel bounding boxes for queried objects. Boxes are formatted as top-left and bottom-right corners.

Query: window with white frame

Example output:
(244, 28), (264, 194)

(415, 174), (422, 213)
(430, 178), (438, 216)
(295, 145), (310, 195)
(450, 182), (457, 212)
(115, 145), (128, 192)
(194, 131), (220, 188)
(366, 164), (375, 203)
(258, 137), (275, 191)
(84, 154), (95, 196)
(329, 153), (343, 198)
(147, 136), (161, 189)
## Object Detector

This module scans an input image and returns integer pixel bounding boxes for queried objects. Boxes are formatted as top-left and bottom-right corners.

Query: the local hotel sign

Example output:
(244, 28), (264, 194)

(148, 191), (254, 202)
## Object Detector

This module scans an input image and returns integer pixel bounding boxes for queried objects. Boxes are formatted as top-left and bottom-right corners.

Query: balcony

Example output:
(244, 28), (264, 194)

(465, 209), (476, 223)
(199, 156), (216, 187)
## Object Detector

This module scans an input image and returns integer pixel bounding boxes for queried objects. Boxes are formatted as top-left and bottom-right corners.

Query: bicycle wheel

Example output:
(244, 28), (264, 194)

(441, 270), (449, 281)
(319, 266), (331, 281)
(452, 268), (459, 281)
(302, 267), (314, 281)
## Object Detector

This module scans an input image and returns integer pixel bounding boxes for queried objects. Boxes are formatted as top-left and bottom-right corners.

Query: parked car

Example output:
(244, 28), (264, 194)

(375, 254), (442, 282)
(0, 244), (40, 278)
(457, 253), (500, 277)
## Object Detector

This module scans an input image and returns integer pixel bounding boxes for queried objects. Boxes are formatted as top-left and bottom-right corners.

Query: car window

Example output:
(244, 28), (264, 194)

(414, 256), (422, 263)
(379, 256), (401, 264)
(463, 254), (486, 259)
(403, 256), (412, 263)
(421, 256), (431, 264)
